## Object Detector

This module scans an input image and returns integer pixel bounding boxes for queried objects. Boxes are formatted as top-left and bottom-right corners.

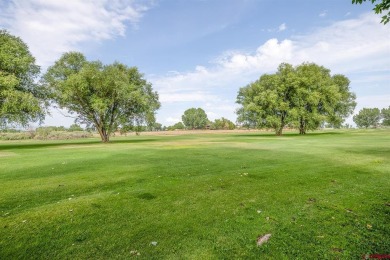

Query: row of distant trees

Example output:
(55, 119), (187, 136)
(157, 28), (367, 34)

(353, 107), (390, 128)
(165, 107), (235, 131)
(165, 106), (390, 131)
(0, 124), (91, 141)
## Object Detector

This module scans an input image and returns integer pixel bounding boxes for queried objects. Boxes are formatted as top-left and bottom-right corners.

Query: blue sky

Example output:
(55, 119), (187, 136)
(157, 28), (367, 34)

(1, 0), (389, 127)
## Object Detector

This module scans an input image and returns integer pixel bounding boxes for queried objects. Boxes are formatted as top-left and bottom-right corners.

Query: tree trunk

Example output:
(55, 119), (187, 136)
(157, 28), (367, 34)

(97, 127), (110, 142)
(101, 133), (109, 142)
(275, 116), (285, 136)
(275, 127), (283, 136)
(299, 118), (306, 135)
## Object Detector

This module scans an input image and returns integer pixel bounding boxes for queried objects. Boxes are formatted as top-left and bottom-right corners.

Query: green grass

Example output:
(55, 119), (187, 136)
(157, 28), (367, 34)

(0, 130), (389, 259)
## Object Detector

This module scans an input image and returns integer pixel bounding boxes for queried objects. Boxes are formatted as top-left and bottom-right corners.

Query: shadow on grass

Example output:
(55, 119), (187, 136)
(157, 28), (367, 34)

(341, 147), (390, 156)
(137, 192), (157, 200)
(0, 138), (158, 151)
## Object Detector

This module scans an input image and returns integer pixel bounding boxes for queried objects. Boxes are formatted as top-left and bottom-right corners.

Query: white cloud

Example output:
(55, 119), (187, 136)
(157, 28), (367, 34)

(350, 73), (390, 84)
(0, 0), (152, 67)
(217, 38), (294, 71)
(152, 13), (390, 125)
(262, 23), (287, 33)
(355, 95), (390, 111)
(278, 23), (287, 32)
(293, 14), (390, 73)
(319, 10), (328, 17)
(159, 92), (216, 103)
(165, 117), (181, 123)
(205, 111), (218, 121)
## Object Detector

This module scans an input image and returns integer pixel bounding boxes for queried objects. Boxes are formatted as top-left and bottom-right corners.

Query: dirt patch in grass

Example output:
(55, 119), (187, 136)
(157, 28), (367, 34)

(0, 151), (17, 157)
(58, 145), (106, 149)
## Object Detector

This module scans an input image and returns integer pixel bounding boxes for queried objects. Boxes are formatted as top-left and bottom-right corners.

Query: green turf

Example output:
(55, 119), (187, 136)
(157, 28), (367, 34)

(0, 130), (389, 259)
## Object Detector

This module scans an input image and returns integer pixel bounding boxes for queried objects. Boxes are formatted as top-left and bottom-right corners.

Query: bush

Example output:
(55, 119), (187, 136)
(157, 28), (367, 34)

(68, 124), (84, 132)
(34, 131), (92, 140)
(0, 132), (34, 140)
(167, 122), (185, 131)
(0, 126), (93, 141)
(210, 118), (236, 130)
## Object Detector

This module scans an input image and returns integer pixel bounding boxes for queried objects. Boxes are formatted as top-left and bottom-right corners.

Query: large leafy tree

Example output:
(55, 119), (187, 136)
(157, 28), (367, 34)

(293, 64), (356, 134)
(236, 63), (356, 135)
(381, 106), (390, 126)
(353, 108), (381, 128)
(0, 30), (46, 127)
(182, 108), (208, 129)
(352, 0), (390, 24)
(44, 52), (160, 142)
(237, 64), (294, 135)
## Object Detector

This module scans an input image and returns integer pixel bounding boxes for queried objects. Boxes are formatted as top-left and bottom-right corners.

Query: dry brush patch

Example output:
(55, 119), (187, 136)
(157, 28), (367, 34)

(0, 151), (17, 157)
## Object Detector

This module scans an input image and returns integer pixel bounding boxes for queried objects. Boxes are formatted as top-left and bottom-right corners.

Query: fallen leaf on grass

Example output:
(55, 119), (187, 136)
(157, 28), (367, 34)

(257, 233), (271, 246)
(367, 224), (372, 229)
(332, 247), (343, 253)
(345, 208), (357, 215)
(130, 250), (140, 256)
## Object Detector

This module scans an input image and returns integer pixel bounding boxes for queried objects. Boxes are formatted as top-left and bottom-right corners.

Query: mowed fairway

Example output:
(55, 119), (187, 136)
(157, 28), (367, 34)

(0, 130), (389, 259)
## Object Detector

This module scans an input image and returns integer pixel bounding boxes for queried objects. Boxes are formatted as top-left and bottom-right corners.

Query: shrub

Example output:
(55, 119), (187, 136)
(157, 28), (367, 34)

(34, 131), (92, 140)
(0, 132), (34, 140)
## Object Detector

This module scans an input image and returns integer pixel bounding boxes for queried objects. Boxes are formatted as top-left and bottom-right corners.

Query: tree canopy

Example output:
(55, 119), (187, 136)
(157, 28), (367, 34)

(167, 121), (185, 131)
(352, 0), (390, 24)
(353, 107), (382, 128)
(68, 123), (84, 132)
(0, 30), (46, 127)
(43, 52), (160, 142)
(182, 108), (208, 129)
(210, 117), (235, 130)
(381, 106), (390, 126)
(236, 63), (356, 135)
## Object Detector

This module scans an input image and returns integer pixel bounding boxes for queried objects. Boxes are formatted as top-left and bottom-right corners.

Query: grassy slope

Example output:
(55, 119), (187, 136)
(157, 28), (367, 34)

(0, 130), (389, 259)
